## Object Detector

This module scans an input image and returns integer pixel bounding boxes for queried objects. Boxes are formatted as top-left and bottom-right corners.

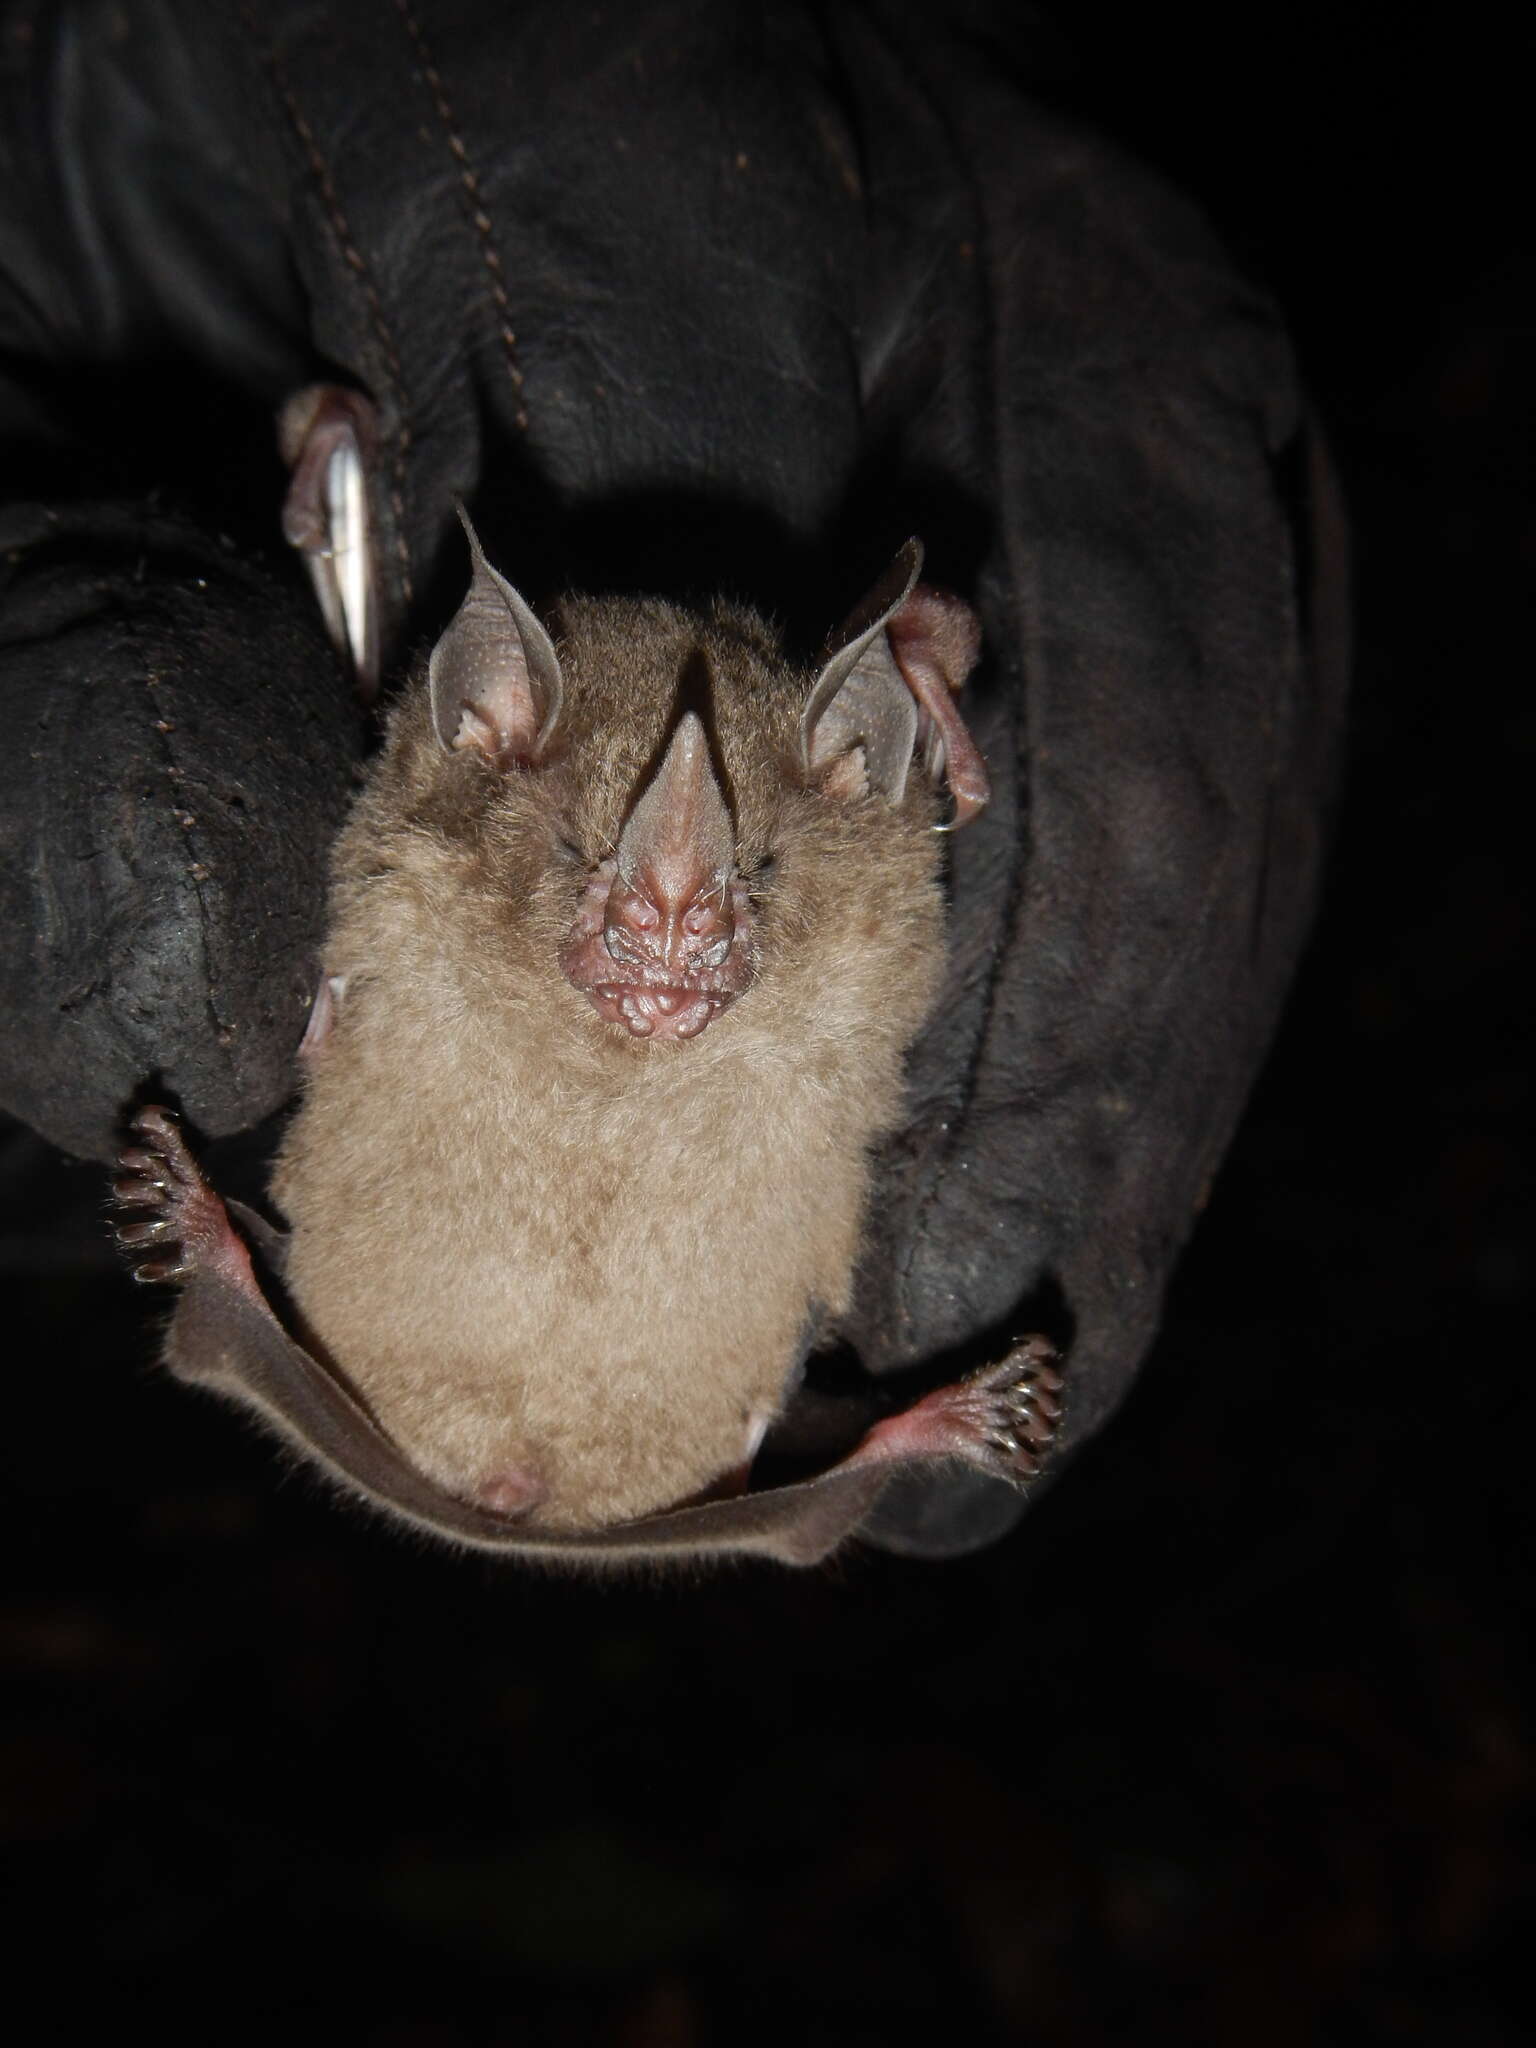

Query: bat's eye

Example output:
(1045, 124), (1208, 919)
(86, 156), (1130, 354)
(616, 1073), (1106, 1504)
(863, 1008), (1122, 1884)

(553, 835), (586, 867)
(746, 854), (778, 899)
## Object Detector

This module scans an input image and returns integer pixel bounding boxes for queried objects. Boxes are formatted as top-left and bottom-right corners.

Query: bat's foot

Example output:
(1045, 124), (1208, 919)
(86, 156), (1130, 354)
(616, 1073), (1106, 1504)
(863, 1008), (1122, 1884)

(111, 1106), (240, 1287)
(848, 1336), (1064, 1485)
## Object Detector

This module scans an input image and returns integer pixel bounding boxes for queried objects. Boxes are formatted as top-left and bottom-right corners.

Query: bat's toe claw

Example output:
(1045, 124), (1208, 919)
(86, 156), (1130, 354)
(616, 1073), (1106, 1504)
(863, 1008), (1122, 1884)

(116, 1147), (165, 1179)
(129, 1253), (194, 1286)
(114, 1216), (174, 1247)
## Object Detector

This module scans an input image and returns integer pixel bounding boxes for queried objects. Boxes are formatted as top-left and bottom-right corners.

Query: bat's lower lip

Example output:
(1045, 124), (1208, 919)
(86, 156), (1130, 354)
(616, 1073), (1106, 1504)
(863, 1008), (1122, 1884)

(586, 981), (734, 1040)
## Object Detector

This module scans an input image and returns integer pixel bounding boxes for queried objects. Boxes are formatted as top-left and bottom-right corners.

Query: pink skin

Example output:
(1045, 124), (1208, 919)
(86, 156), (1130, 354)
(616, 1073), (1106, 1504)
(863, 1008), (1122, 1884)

(474, 1471), (546, 1516)
(843, 1338), (1064, 1483)
(561, 859), (756, 1040)
(887, 588), (992, 828)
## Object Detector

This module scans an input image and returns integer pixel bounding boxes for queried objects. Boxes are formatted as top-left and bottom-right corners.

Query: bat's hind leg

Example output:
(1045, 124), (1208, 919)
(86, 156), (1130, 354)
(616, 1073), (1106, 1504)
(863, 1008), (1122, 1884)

(849, 1336), (1065, 1485)
(111, 1107), (256, 1295)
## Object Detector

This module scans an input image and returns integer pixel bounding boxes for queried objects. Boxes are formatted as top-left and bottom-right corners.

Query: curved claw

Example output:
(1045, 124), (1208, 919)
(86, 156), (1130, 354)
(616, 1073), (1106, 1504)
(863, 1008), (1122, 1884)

(130, 1254), (196, 1286)
(114, 1216), (174, 1247)
(845, 1336), (1065, 1487)
(278, 384), (381, 698)
(116, 1146), (166, 1178)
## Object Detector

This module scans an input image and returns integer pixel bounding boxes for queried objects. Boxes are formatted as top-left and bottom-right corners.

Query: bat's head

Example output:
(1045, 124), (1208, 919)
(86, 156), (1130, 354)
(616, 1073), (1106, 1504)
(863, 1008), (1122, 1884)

(307, 513), (987, 1052)
(260, 515), (991, 1535)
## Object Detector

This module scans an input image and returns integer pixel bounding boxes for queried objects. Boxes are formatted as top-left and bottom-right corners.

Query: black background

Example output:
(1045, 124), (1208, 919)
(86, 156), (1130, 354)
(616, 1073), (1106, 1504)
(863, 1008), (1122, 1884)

(3, 8), (1531, 2041)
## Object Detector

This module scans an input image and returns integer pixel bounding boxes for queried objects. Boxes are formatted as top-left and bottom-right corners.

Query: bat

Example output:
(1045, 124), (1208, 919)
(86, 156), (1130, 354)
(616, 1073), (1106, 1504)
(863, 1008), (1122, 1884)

(0, 3), (1340, 1565)
(113, 464), (1064, 1568)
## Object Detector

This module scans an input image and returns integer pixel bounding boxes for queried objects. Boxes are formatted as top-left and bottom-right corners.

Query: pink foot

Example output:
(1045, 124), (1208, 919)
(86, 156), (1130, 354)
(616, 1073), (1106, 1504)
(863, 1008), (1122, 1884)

(111, 1106), (256, 1295)
(847, 1336), (1064, 1484)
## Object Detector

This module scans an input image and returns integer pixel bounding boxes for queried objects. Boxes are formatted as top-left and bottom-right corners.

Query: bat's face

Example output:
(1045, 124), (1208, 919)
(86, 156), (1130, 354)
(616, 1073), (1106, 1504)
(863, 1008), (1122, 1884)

(266, 524), (987, 1532)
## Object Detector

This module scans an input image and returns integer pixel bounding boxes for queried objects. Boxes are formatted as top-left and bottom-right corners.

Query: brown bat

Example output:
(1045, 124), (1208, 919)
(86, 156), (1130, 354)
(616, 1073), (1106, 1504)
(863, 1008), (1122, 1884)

(114, 500), (1063, 1566)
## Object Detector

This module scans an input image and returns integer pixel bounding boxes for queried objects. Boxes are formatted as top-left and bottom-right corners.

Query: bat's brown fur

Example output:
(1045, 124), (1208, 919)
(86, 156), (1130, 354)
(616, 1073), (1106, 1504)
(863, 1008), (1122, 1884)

(271, 593), (947, 1529)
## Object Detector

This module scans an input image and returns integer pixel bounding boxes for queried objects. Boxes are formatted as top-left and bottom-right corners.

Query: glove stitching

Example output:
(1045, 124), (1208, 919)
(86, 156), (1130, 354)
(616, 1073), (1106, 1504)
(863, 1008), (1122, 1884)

(242, 4), (417, 606)
(391, 0), (531, 433)
(124, 595), (240, 1071)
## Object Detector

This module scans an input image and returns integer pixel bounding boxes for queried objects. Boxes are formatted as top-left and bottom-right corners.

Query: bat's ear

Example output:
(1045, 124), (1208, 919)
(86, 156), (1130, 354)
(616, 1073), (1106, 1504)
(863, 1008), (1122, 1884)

(803, 539), (990, 826)
(428, 506), (564, 766)
(802, 540), (923, 805)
